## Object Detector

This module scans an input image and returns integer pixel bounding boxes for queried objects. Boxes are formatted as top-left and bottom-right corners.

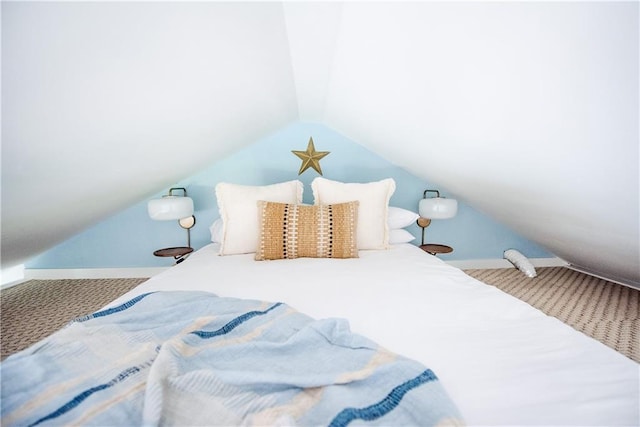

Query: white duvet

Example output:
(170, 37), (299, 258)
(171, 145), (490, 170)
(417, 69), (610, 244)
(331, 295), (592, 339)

(112, 243), (639, 426)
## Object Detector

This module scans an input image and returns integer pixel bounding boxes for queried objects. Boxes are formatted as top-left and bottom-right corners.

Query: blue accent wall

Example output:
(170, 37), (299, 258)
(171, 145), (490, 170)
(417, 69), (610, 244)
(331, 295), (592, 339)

(27, 122), (552, 268)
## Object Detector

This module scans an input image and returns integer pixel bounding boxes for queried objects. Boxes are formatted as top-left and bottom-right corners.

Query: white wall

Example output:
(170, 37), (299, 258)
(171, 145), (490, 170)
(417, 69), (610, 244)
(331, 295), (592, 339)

(1, 2), (299, 268)
(317, 2), (639, 285)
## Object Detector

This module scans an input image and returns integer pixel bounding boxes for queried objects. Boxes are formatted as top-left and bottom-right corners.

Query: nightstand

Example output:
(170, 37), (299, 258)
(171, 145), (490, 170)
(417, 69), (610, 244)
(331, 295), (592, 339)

(153, 246), (194, 263)
(419, 244), (453, 256)
(416, 215), (454, 256)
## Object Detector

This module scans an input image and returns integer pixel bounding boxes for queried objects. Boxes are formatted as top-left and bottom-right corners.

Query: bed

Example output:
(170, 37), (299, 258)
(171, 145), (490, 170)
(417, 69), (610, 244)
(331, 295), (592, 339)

(2, 178), (638, 426)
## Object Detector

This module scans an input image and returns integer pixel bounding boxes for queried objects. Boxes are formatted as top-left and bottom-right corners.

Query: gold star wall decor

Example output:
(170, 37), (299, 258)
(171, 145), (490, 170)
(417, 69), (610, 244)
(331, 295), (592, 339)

(292, 137), (330, 175)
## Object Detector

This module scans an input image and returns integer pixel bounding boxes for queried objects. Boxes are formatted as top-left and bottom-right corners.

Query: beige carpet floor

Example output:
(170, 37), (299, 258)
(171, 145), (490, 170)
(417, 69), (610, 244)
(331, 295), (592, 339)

(1, 267), (638, 363)
(1, 278), (147, 360)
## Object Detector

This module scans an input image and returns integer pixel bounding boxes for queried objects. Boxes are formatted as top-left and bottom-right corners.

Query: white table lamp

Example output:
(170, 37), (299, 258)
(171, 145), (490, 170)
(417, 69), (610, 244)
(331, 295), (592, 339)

(417, 189), (457, 248)
(148, 187), (196, 249)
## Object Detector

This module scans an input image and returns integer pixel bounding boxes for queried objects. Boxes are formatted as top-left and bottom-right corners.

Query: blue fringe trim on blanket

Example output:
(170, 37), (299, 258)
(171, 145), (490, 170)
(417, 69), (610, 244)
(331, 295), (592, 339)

(328, 369), (438, 427)
(28, 356), (156, 427)
(73, 292), (156, 322)
(191, 302), (283, 339)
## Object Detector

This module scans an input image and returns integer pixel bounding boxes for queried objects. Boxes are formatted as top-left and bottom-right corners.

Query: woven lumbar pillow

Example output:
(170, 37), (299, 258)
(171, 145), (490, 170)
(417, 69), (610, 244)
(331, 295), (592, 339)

(255, 201), (359, 261)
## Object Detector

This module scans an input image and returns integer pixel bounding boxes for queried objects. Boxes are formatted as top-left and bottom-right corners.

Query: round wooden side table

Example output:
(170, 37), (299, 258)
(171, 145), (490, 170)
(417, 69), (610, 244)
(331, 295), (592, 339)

(419, 244), (453, 256)
(153, 246), (194, 261)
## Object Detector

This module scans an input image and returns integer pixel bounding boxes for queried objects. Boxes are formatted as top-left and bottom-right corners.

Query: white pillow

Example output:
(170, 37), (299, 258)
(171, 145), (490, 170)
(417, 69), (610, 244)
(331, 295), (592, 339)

(388, 206), (419, 229)
(209, 218), (223, 243)
(389, 228), (416, 244)
(215, 181), (303, 255)
(311, 177), (396, 250)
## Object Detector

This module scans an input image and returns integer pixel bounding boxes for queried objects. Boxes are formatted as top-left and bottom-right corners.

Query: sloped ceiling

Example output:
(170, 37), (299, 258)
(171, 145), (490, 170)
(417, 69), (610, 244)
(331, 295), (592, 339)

(2, 2), (638, 286)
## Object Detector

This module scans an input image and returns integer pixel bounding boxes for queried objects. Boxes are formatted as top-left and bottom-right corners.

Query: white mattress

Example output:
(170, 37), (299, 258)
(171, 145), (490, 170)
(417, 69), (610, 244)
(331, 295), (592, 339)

(112, 243), (639, 426)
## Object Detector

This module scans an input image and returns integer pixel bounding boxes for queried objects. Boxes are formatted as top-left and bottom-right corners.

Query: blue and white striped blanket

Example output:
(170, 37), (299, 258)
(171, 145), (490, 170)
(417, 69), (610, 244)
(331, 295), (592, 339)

(1, 291), (463, 426)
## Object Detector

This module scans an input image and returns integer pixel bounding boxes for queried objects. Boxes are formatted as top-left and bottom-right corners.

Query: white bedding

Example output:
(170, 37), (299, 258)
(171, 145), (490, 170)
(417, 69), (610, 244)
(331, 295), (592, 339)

(112, 243), (639, 426)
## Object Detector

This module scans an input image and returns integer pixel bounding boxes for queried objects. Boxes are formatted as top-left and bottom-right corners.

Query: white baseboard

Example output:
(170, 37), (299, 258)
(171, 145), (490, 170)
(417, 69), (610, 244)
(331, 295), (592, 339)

(1, 264), (26, 288)
(24, 267), (168, 281)
(1, 278), (31, 290)
(446, 257), (568, 270)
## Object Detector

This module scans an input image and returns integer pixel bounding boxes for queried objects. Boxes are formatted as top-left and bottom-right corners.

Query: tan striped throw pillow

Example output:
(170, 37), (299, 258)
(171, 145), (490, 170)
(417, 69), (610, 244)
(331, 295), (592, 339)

(255, 201), (359, 260)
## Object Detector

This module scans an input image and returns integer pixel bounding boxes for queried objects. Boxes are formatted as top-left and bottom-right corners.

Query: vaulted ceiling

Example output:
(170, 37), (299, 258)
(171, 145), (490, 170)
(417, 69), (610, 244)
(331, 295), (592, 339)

(2, 2), (638, 286)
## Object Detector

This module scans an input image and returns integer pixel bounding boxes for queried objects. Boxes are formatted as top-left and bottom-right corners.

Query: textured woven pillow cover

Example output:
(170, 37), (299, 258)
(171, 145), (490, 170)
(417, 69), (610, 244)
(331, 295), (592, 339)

(311, 177), (396, 250)
(255, 201), (359, 260)
(215, 181), (303, 255)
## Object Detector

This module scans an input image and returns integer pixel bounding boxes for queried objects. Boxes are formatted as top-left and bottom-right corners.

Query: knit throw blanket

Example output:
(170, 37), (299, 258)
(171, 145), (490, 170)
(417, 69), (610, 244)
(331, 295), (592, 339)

(1, 291), (464, 426)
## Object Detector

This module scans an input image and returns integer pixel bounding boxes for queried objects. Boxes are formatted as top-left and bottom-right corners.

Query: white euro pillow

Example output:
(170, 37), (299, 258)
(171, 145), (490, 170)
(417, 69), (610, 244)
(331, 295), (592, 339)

(215, 181), (303, 255)
(387, 206), (419, 230)
(389, 229), (416, 244)
(311, 177), (396, 250)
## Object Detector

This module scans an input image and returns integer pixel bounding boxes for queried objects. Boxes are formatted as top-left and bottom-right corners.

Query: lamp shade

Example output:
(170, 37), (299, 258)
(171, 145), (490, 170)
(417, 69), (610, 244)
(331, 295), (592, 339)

(148, 196), (194, 220)
(419, 197), (458, 219)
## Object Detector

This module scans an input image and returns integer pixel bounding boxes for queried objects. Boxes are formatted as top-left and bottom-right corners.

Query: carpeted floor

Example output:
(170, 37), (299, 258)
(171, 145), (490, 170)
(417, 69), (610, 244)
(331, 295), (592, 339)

(1, 278), (147, 360)
(1, 267), (638, 363)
